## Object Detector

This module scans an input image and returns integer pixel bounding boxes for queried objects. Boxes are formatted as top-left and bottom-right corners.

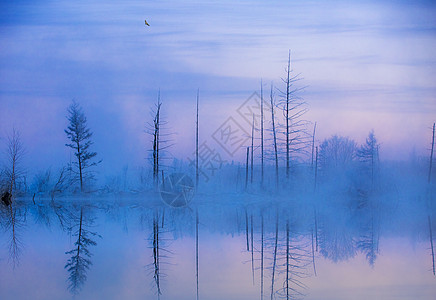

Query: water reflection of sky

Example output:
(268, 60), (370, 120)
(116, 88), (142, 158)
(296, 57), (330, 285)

(0, 199), (435, 299)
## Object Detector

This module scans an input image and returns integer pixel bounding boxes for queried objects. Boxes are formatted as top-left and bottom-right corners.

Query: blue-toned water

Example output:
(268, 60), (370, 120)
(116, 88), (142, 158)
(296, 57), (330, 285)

(0, 194), (435, 300)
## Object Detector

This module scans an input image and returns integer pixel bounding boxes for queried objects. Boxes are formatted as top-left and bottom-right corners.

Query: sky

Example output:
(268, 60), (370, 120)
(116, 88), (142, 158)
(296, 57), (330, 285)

(0, 0), (435, 176)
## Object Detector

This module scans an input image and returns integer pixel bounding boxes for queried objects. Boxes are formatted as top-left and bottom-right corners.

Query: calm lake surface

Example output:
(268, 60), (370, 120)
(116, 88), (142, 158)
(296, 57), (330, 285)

(1, 194), (435, 299)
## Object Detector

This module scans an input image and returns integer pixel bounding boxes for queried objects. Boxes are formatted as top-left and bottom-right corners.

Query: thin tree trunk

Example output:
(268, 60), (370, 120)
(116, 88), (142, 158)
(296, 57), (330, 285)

(77, 144), (83, 192)
(196, 89), (199, 187)
(245, 147), (249, 190)
(261, 79), (264, 187)
(311, 122), (317, 170)
(270, 84), (279, 188)
(429, 123), (435, 184)
(251, 214), (254, 285)
(314, 146), (318, 191)
(311, 228), (317, 276)
(251, 114), (254, 184)
(286, 50), (291, 179)
(245, 209), (250, 251)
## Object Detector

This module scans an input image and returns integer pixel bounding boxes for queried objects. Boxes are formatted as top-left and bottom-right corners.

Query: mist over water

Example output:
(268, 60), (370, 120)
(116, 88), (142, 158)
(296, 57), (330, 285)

(1, 0), (436, 299)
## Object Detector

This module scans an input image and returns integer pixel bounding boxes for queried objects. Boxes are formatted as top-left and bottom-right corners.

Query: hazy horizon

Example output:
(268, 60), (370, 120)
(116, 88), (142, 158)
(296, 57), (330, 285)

(1, 0), (435, 176)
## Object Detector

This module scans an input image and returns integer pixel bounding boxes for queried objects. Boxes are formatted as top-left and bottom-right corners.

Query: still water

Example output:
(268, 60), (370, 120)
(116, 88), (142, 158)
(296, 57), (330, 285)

(1, 195), (435, 299)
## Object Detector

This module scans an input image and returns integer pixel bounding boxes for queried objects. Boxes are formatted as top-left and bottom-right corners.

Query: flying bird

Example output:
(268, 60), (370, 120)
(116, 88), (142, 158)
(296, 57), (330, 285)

(145, 19), (150, 26)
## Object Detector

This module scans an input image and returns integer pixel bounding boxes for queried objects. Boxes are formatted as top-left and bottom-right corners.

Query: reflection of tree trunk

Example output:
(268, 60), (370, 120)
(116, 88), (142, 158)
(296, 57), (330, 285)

(65, 207), (98, 295)
(245, 147), (249, 190)
(261, 214), (264, 300)
(314, 208), (318, 252)
(196, 209), (199, 300)
(429, 216), (435, 276)
(153, 213), (161, 297)
(286, 221), (290, 300)
(245, 210), (249, 251)
(271, 214), (279, 300)
(251, 214), (254, 285)
(311, 228), (317, 276)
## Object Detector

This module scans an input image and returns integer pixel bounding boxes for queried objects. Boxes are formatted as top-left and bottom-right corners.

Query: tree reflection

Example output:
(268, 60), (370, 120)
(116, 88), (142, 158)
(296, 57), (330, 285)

(1, 200), (24, 268)
(65, 206), (100, 295)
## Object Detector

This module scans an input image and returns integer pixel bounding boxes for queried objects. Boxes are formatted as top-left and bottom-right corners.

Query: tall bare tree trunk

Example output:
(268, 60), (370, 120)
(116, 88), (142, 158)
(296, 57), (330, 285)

(245, 147), (249, 190)
(314, 146), (318, 192)
(196, 89), (199, 187)
(245, 209), (250, 251)
(251, 114), (254, 184)
(429, 123), (435, 184)
(270, 84), (279, 188)
(286, 50), (291, 179)
(311, 122), (317, 170)
(260, 79), (264, 187)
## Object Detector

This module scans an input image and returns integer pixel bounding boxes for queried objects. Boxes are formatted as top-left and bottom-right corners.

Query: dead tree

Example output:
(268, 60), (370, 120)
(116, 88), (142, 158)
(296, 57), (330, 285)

(260, 79), (265, 187)
(245, 147), (249, 190)
(280, 51), (308, 179)
(251, 114), (255, 184)
(152, 95), (162, 187)
(311, 122), (317, 170)
(196, 89), (200, 187)
(429, 123), (435, 184)
(270, 84), (279, 187)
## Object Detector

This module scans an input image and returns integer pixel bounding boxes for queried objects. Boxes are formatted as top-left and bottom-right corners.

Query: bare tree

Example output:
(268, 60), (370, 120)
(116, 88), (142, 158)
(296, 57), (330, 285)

(279, 51), (308, 179)
(429, 123), (435, 184)
(152, 95), (162, 187)
(260, 79), (265, 186)
(196, 89), (200, 187)
(146, 91), (173, 188)
(319, 135), (357, 172)
(270, 84), (279, 187)
(3, 129), (25, 199)
(251, 114), (255, 184)
(311, 122), (317, 170)
(65, 101), (100, 192)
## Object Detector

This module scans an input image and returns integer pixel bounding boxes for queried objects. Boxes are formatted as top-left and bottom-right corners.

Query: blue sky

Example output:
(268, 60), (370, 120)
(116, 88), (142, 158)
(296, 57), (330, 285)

(1, 0), (435, 174)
